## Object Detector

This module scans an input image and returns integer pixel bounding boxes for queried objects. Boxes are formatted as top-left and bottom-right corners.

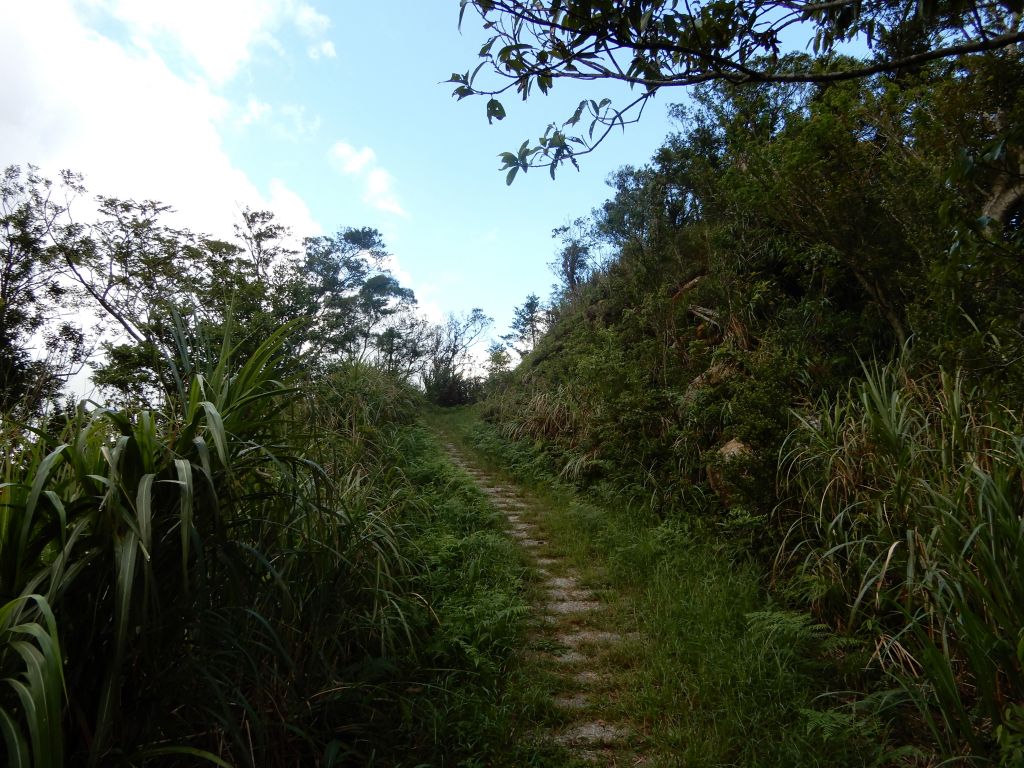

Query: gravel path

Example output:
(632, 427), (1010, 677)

(443, 442), (645, 766)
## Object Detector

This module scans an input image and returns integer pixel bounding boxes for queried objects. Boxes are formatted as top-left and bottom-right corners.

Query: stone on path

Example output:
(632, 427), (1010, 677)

(547, 599), (601, 615)
(547, 576), (582, 589)
(441, 440), (636, 763)
(557, 630), (628, 647)
(551, 649), (588, 664)
(547, 586), (596, 602)
(554, 692), (591, 710)
(555, 721), (631, 746)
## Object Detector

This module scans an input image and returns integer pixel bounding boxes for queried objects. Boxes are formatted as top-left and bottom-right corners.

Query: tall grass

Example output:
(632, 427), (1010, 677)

(2, 321), (534, 766)
(0, 323), (428, 765)
(440, 406), (889, 766)
(780, 359), (1024, 762)
(0, 594), (64, 768)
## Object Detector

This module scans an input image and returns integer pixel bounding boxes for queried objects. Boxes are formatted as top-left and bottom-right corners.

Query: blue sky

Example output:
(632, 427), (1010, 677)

(1, 1), (677, 338)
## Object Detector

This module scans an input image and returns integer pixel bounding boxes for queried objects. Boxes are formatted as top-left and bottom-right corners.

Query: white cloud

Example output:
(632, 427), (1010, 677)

(267, 178), (322, 239)
(294, 3), (330, 37)
(92, 0), (286, 84)
(328, 142), (407, 217)
(307, 40), (336, 60)
(278, 104), (322, 141)
(330, 142), (377, 174)
(0, 0), (320, 239)
(365, 169), (406, 217)
(83, 0), (336, 83)
(239, 96), (272, 126)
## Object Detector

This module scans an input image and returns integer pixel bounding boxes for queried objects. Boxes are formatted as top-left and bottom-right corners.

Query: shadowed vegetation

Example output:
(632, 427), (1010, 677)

(477, 44), (1024, 766)
(4, 7), (1024, 764)
(0, 171), (526, 766)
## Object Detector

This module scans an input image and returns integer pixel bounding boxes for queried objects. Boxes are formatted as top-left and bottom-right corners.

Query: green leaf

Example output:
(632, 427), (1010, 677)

(135, 473), (154, 556)
(564, 100), (586, 128)
(486, 98), (507, 124)
(506, 166), (519, 186)
(21, 446), (67, 579)
(129, 746), (233, 768)
(470, 60), (488, 86)
(174, 458), (194, 592)
(198, 401), (229, 467)
(0, 708), (29, 768)
(0, 596), (65, 768)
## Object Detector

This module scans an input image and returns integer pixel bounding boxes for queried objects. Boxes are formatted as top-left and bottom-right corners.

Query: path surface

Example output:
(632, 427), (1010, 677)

(442, 441), (647, 766)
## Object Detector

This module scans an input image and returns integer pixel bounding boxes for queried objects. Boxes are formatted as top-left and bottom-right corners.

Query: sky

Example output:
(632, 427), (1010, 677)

(1, 1), (678, 341)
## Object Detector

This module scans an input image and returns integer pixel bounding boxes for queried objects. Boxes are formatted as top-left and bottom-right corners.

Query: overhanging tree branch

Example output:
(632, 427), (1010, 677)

(452, 0), (1024, 178)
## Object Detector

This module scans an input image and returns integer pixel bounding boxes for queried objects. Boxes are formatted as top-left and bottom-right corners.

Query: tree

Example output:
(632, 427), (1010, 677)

(550, 217), (594, 299)
(453, 0), (1024, 177)
(422, 309), (492, 405)
(235, 207), (294, 282)
(375, 313), (432, 379)
(504, 293), (547, 356)
(0, 166), (87, 417)
(485, 340), (513, 376)
(273, 226), (419, 367)
(1, 167), (427, 405)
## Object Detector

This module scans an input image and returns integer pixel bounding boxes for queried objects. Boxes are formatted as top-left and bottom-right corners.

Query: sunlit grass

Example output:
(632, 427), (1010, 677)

(0, 327), (532, 766)
(780, 358), (1024, 761)
(432, 406), (888, 766)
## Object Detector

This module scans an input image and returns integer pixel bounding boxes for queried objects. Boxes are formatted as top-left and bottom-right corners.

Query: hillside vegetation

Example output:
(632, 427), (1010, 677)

(3, 26), (1023, 768)
(484, 52), (1024, 764)
(0, 172), (526, 766)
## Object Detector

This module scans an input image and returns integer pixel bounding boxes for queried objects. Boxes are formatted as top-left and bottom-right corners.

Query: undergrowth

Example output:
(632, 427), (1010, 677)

(432, 406), (894, 767)
(0, 333), (527, 766)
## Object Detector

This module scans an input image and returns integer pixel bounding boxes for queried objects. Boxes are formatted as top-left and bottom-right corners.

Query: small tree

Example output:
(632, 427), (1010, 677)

(504, 293), (547, 358)
(549, 218), (593, 300)
(422, 309), (491, 405)
(374, 312), (432, 380)
(485, 341), (512, 376)
(1, 166), (88, 417)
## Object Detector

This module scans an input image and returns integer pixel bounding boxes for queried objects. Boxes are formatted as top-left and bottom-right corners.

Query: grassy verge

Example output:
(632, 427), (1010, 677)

(0, 343), (529, 766)
(427, 406), (892, 767)
(382, 423), (530, 767)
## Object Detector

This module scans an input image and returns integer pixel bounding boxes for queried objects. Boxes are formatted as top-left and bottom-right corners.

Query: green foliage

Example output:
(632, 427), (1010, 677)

(456, 1), (1024, 175)
(0, 166), (86, 418)
(0, 167), (432, 409)
(422, 309), (492, 406)
(0, 595), (64, 768)
(0, 324), (529, 765)
(480, 43), (1024, 763)
(0, 171), (526, 765)
(503, 293), (546, 358)
(450, 410), (891, 766)
(486, 50), (1024, 514)
(781, 359), (1024, 760)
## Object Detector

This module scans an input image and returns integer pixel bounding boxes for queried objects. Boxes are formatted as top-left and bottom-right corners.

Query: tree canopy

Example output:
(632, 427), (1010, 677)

(453, 0), (1024, 177)
(0, 166), (481, 412)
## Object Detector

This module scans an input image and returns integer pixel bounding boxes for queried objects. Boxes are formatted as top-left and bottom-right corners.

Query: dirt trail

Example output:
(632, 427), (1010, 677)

(442, 441), (646, 766)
